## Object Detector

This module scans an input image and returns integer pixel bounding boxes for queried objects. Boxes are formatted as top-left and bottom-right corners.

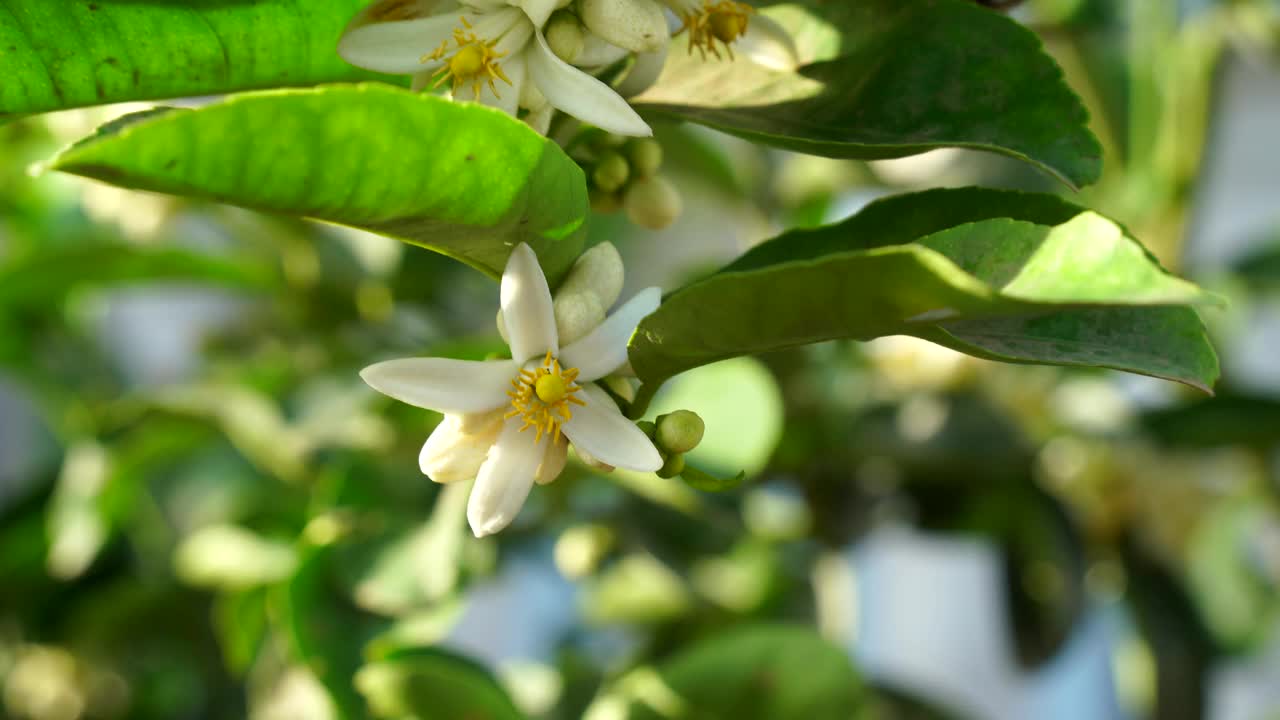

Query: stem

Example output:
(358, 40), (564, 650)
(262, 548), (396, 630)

(627, 380), (662, 419)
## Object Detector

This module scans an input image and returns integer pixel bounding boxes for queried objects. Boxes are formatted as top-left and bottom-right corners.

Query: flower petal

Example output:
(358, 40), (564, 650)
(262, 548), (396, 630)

(468, 420), (545, 536)
(527, 31), (652, 137)
(535, 435), (569, 484)
(501, 244), (559, 363)
(337, 13), (457, 74)
(561, 287), (661, 381)
(361, 357), (516, 413)
(575, 32), (632, 68)
(419, 411), (504, 481)
(562, 384), (662, 472)
(468, 51), (527, 115)
(517, 0), (560, 27)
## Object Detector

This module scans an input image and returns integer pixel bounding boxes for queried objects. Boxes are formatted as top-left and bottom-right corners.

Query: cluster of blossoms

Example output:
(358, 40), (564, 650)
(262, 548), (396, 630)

(338, 0), (758, 136)
(361, 243), (664, 536)
(346, 0), (754, 536)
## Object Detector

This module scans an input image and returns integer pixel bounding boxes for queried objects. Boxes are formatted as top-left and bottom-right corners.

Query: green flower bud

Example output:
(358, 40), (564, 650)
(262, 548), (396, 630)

(579, 0), (669, 53)
(545, 10), (585, 63)
(627, 138), (663, 177)
(656, 452), (685, 479)
(590, 187), (621, 214)
(557, 242), (624, 308)
(636, 419), (657, 439)
(593, 152), (630, 193)
(624, 174), (682, 230)
(656, 410), (704, 454)
(553, 291), (606, 344)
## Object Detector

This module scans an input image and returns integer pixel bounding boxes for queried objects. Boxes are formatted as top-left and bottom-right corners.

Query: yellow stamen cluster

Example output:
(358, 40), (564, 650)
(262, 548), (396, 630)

(679, 1), (754, 60)
(424, 16), (512, 97)
(506, 352), (585, 443)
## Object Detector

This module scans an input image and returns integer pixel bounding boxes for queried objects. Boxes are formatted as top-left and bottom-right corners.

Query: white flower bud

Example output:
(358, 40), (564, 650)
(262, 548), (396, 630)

(576, 31), (632, 68)
(545, 11), (586, 63)
(624, 174), (682, 230)
(556, 242), (625, 309)
(616, 44), (669, 98)
(535, 436), (570, 485)
(579, 0), (669, 53)
(419, 410), (504, 482)
(553, 291), (606, 344)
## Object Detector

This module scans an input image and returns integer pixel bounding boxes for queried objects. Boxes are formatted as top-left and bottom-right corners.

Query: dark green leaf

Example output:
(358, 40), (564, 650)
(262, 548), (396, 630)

(1142, 394), (1280, 448)
(627, 624), (867, 720)
(635, 0), (1102, 188)
(629, 188), (1218, 395)
(356, 647), (526, 720)
(49, 85), (590, 282)
(0, 0), (386, 116)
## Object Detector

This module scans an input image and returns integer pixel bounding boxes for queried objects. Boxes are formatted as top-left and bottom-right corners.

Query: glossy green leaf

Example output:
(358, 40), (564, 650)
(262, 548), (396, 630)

(49, 85), (590, 281)
(0, 0), (385, 116)
(635, 0), (1101, 188)
(356, 648), (526, 720)
(629, 188), (1219, 398)
(627, 625), (867, 720)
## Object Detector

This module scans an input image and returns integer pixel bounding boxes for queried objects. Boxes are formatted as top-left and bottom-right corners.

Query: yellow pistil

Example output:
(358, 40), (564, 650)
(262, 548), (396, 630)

(424, 16), (512, 97)
(506, 352), (586, 443)
(679, 1), (754, 60)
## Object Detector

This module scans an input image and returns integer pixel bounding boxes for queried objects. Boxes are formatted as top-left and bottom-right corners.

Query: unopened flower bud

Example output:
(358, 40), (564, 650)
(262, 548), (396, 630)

(593, 152), (630, 193)
(590, 188), (622, 214)
(557, 242), (625, 308)
(624, 174), (682, 230)
(627, 139), (663, 177)
(553, 291), (606, 344)
(579, 0), (669, 53)
(656, 452), (685, 479)
(545, 11), (585, 63)
(656, 410), (704, 454)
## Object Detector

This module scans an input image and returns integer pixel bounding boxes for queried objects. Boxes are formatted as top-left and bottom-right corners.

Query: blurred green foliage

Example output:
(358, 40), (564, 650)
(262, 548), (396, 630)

(1, 1), (1279, 719)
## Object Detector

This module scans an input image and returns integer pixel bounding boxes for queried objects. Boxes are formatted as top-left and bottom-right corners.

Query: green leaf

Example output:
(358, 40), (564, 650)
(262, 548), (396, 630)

(635, 0), (1101, 188)
(277, 544), (383, 718)
(1142, 394), (1280, 448)
(627, 625), (867, 720)
(0, 243), (268, 309)
(628, 188), (1219, 395)
(0, 0), (385, 117)
(681, 466), (747, 492)
(49, 85), (590, 281)
(356, 648), (526, 720)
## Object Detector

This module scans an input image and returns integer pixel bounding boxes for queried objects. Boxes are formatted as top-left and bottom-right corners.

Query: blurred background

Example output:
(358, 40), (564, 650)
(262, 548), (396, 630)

(2, 0), (1280, 718)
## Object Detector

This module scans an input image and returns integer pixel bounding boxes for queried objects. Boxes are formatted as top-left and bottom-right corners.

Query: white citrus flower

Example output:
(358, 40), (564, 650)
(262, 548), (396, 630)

(658, 0), (754, 59)
(338, 0), (651, 136)
(361, 244), (663, 537)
